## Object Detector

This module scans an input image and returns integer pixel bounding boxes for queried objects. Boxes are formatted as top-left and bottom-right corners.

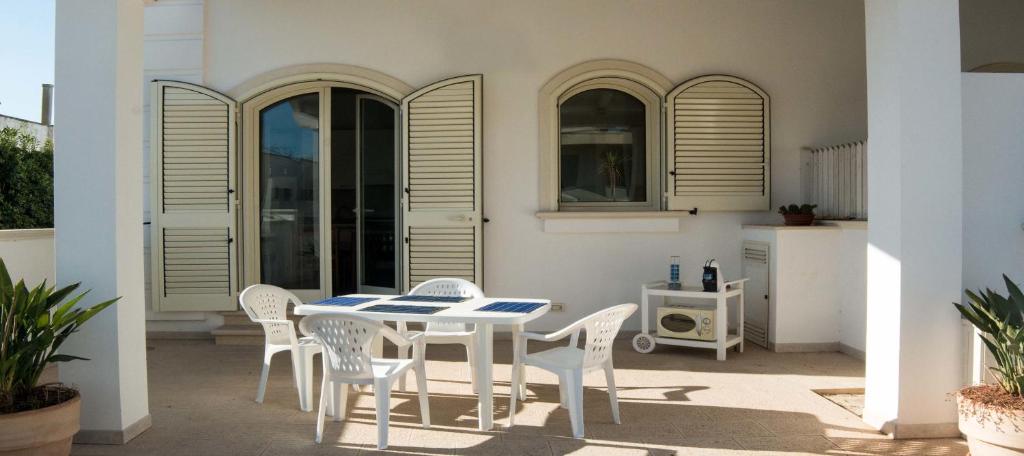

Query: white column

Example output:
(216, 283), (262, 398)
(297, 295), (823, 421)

(55, 0), (150, 444)
(863, 0), (963, 438)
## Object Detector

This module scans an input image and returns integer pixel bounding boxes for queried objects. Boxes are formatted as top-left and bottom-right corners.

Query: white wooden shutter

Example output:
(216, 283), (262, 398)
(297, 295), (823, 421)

(401, 75), (483, 291)
(666, 75), (770, 211)
(150, 81), (238, 311)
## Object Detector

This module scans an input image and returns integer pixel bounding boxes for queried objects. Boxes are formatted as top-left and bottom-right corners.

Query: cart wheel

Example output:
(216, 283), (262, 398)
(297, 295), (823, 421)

(632, 333), (656, 353)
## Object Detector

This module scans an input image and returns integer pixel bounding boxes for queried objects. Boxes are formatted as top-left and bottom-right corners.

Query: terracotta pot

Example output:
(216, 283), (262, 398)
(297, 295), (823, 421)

(958, 391), (1024, 456)
(0, 393), (80, 456)
(782, 213), (815, 226)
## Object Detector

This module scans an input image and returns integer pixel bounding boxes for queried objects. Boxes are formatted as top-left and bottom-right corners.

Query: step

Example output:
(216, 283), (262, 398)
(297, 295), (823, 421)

(210, 324), (265, 346)
(220, 311), (303, 327)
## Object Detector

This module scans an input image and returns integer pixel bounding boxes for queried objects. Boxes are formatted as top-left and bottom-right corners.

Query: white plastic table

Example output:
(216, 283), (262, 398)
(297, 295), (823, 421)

(294, 294), (551, 431)
(633, 280), (747, 361)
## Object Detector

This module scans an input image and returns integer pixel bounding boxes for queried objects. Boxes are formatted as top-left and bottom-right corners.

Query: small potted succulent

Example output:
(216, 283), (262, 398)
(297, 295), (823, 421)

(954, 275), (1024, 456)
(0, 258), (118, 455)
(778, 204), (817, 226)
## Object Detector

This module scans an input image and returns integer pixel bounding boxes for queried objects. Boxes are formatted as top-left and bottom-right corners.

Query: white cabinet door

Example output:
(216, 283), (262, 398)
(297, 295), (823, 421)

(742, 241), (770, 348)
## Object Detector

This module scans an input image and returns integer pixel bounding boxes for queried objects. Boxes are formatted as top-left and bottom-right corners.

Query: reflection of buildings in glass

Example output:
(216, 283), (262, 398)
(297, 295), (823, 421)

(259, 95), (321, 290)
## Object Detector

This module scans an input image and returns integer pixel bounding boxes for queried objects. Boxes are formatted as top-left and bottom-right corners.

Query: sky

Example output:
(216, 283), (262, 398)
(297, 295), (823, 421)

(0, 0), (55, 122)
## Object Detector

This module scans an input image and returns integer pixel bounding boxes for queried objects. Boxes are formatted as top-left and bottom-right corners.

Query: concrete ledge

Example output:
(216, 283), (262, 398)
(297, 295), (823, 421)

(771, 342), (841, 353)
(74, 414), (151, 445)
(146, 331), (213, 340)
(0, 228), (54, 241)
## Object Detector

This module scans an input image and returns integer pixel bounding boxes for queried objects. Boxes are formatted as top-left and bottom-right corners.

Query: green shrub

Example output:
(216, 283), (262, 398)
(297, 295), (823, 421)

(0, 128), (53, 229)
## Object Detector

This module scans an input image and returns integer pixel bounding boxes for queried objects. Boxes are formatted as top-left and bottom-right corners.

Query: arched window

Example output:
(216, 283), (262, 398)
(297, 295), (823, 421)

(539, 61), (671, 212)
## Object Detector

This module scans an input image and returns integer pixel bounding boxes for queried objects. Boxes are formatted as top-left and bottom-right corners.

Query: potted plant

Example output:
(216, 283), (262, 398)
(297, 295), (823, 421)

(0, 258), (117, 456)
(954, 275), (1024, 456)
(778, 204), (817, 226)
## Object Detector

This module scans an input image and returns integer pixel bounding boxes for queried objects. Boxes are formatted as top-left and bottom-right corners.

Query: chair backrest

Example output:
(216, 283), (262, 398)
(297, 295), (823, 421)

(409, 278), (484, 333)
(299, 313), (382, 381)
(239, 284), (302, 346)
(578, 304), (638, 367)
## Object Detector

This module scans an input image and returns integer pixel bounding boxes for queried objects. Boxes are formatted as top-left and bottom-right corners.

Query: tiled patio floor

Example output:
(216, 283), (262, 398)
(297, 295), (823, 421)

(71, 338), (967, 455)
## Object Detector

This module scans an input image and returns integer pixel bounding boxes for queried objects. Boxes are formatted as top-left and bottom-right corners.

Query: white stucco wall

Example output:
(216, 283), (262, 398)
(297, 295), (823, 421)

(208, 0), (867, 332)
(962, 73), (1024, 383)
(144, 0), (868, 333)
(0, 229), (55, 287)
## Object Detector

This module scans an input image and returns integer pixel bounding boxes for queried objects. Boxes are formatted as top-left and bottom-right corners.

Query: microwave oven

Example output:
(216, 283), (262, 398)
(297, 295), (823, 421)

(656, 306), (715, 341)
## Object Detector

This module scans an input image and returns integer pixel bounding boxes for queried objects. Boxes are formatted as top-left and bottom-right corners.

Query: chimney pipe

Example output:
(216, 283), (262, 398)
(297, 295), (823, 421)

(41, 84), (53, 126)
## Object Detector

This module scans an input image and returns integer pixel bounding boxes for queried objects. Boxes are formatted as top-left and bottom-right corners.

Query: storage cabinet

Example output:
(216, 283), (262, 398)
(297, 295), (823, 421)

(741, 225), (842, 352)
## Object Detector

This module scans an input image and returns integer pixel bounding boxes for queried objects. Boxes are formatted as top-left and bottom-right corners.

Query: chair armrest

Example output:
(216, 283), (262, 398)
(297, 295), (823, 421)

(378, 323), (417, 347)
(519, 328), (578, 343)
(253, 318), (293, 326)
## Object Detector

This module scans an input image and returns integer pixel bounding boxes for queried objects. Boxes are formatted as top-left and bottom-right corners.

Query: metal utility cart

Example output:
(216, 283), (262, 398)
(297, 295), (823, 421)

(632, 279), (747, 361)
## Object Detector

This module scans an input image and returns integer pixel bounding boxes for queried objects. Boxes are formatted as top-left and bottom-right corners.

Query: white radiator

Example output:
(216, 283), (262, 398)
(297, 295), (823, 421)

(807, 141), (867, 220)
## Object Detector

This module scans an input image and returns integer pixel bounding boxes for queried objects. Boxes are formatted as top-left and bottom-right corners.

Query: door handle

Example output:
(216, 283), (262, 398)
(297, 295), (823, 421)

(451, 215), (473, 223)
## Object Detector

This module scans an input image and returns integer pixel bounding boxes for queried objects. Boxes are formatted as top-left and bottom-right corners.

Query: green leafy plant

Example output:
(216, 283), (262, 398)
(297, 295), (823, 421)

(778, 204), (817, 215)
(0, 127), (53, 229)
(955, 275), (1024, 396)
(0, 257), (118, 413)
(598, 150), (625, 202)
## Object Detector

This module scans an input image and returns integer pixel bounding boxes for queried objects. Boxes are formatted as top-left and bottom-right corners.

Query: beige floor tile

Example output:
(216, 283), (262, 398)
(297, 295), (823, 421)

(68, 339), (964, 456)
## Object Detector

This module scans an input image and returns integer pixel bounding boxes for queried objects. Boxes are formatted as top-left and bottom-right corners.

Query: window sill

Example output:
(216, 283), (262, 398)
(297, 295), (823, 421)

(536, 211), (689, 233)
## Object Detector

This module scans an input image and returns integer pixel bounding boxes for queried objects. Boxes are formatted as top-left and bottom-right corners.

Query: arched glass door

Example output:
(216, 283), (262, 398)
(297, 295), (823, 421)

(251, 85), (399, 300)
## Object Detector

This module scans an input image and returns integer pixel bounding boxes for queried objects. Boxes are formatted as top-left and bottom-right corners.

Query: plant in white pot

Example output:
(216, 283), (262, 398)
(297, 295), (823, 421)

(0, 258), (117, 456)
(955, 275), (1024, 456)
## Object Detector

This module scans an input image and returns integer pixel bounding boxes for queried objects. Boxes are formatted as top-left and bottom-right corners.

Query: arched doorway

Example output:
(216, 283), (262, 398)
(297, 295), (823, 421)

(241, 82), (400, 300)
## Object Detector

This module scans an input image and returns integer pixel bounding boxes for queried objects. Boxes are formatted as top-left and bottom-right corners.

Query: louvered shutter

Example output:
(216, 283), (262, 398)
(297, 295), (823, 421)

(401, 75), (483, 291)
(150, 81), (238, 311)
(666, 75), (770, 211)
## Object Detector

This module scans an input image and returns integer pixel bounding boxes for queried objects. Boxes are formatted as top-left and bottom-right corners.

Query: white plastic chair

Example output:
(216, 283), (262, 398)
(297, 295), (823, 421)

(299, 313), (430, 449)
(238, 284), (322, 412)
(507, 303), (638, 439)
(396, 278), (485, 392)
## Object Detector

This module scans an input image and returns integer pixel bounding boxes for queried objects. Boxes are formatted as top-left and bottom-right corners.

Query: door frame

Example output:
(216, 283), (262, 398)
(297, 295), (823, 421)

(240, 81), (401, 301)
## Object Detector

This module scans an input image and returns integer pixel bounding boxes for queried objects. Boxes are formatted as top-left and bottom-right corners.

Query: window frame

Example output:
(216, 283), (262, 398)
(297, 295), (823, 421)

(538, 60), (673, 213)
(555, 78), (661, 211)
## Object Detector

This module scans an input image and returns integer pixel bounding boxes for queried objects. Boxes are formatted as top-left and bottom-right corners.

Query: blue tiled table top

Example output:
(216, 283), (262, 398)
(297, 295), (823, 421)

(359, 304), (448, 315)
(311, 296), (377, 307)
(476, 301), (546, 313)
(389, 295), (470, 303)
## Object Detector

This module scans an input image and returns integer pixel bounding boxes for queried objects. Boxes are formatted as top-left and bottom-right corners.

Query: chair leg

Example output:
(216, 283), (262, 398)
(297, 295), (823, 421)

(315, 378), (329, 444)
(333, 381), (348, 422)
(565, 369), (585, 439)
(398, 344), (410, 392)
(558, 377), (568, 409)
(256, 347), (274, 404)
(374, 378), (392, 450)
(507, 360), (521, 427)
(466, 342), (478, 394)
(604, 362), (620, 424)
(293, 348), (315, 412)
(414, 363), (431, 428)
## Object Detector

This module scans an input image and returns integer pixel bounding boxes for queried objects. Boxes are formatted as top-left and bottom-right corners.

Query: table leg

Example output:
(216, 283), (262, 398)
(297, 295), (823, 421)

(716, 295), (727, 361)
(511, 324), (526, 398)
(474, 323), (494, 430)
